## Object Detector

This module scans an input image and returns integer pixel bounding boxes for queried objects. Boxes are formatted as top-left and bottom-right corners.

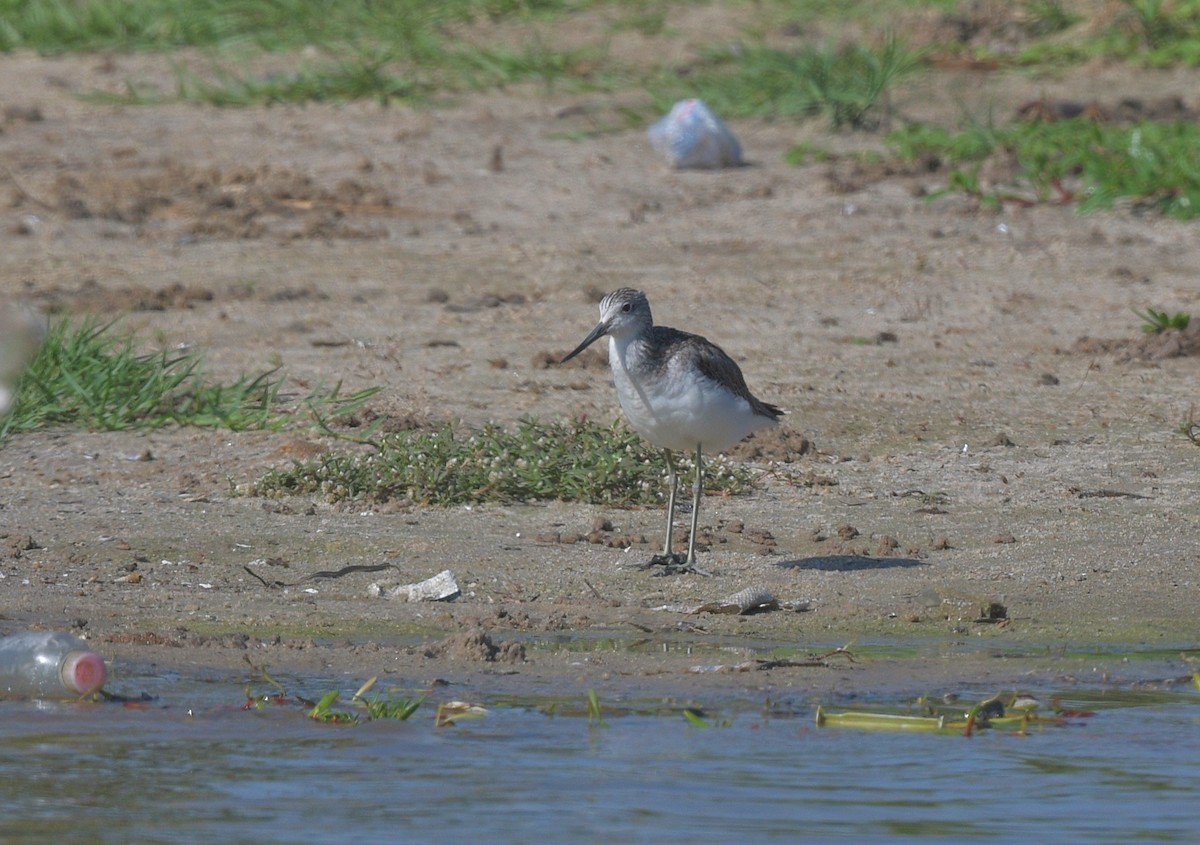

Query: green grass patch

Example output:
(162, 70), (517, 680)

(94, 51), (428, 107)
(1021, 0), (1080, 38)
(11, 0), (1200, 115)
(1089, 0), (1200, 67)
(0, 0), (579, 54)
(91, 38), (612, 107)
(0, 318), (377, 440)
(4, 0), (617, 106)
(982, 0), (1200, 68)
(250, 417), (759, 506)
(656, 35), (919, 129)
(1135, 306), (1191, 333)
(783, 140), (836, 166)
(888, 117), (1200, 218)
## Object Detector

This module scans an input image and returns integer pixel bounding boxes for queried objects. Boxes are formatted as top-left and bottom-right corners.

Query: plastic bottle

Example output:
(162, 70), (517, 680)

(0, 631), (107, 698)
(646, 99), (743, 169)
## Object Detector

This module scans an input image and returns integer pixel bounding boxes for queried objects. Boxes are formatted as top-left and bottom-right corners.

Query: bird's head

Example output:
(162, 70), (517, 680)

(560, 288), (652, 363)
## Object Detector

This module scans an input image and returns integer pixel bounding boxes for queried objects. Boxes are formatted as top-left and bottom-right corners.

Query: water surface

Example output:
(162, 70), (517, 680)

(1, 666), (1196, 844)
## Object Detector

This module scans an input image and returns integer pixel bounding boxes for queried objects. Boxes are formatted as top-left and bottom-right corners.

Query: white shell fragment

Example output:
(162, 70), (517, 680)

(368, 569), (460, 602)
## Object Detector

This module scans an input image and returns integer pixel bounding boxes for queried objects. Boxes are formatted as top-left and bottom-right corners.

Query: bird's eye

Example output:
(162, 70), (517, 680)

(621, 303), (632, 312)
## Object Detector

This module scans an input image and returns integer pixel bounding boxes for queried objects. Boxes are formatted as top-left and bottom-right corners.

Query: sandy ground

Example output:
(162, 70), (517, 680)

(1, 39), (1199, 704)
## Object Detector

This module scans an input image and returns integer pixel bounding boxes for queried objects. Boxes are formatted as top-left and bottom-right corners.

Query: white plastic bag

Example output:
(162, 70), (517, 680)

(647, 99), (743, 169)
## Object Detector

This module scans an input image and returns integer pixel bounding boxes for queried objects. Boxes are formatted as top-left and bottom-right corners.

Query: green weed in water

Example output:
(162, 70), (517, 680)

(352, 676), (425, 720)
(816, 690), (1094, 737)
(309, 690), (360, 724)
(682, 708), (733, 728)
(587, 689), (607, 727)
(309, 687), (422, 724)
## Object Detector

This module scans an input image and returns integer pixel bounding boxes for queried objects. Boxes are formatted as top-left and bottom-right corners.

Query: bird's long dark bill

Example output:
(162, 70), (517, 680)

(560, 322), (607, 364)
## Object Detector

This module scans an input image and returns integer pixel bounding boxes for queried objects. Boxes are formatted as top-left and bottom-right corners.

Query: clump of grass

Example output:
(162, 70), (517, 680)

(888, 118), (1200, 218)
(1022, 0), (1080, 37)
(1124, 0), (1180, 47)
(1092, 1), (1200, 66)
(801, 35), (918, 130)
(163, 52), (425, 107)
(586, 689), (606, 727)
(0, 317), (377, 440)
(250, 417), (758, 506)
(93, 37), (611, 108)
(682, 708), (733, 728)
(783, 140), (835, 166)
(1135, 307), (1191, 333)
(308, 690), (361, 724)
(10, 0), (615, 107)
(241, 670), (423, 725)
(976, 0), (1200, 68)
(660, 35), (919, 130)
(0, 0), (574, 54)
(308, 688), (424, 724)
(361, 691), (424, 721)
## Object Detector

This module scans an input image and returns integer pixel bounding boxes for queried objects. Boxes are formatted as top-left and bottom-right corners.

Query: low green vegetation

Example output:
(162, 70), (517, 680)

(586, 688), (607, 727)
(251, 417), (757, 506)
(0, 1), (939, 124)
(1088, 0), (1200, 67)
(682, 708), (734, 728)
(120, 52), (427, 107)
(0, 0), (579, 54)
(4, 0), (1200, 153)
(5, 0), (1200, 112)
(655, 35), (920, 129)
(308, 688), (424, 724)
(5, 0), (618, 107)
(944, 0), (1200, 67)
(91, 37), (610, 107)
(1021, 0), (1081, 38)
(1135, 306), (1191, 333)
(886, 118), (1200, 219)
(242, 667), (424, 724)
(0, 318), (377, 440)
(2, 321), (761, 505)
(782, 140), (836, 166)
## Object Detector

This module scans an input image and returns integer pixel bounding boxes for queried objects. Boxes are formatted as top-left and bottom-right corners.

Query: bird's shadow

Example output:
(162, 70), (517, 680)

(776, 554), (926, 572)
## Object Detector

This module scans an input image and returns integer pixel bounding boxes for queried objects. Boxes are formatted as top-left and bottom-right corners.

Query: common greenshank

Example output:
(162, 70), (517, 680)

(561, 288), (782, 571)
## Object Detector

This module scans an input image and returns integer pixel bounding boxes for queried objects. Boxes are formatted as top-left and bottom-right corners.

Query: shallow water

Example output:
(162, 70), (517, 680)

(1, 667), (1197, 845)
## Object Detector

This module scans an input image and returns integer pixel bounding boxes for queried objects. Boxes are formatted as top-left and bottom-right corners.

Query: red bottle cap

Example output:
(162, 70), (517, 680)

(61, 651), (107, 695)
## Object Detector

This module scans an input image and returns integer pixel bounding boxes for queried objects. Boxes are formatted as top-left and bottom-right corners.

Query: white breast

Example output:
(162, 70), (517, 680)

(608, 336), (774, 453)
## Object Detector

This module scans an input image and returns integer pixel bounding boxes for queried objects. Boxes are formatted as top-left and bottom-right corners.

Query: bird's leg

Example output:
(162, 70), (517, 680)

(661, 448), (678, 557)
(686, 443), (703, 566)
(635, 447), (710, 575)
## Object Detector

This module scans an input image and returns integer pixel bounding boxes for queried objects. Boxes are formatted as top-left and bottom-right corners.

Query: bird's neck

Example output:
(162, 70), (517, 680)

(608, 333), (639, 372)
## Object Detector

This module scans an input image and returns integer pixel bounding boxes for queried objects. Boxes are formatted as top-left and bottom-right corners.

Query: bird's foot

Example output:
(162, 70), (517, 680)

(634, 552), (712, 577)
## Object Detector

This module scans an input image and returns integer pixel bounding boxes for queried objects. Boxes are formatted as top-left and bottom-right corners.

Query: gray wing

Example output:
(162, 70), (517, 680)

(653, 328), (782, 421)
